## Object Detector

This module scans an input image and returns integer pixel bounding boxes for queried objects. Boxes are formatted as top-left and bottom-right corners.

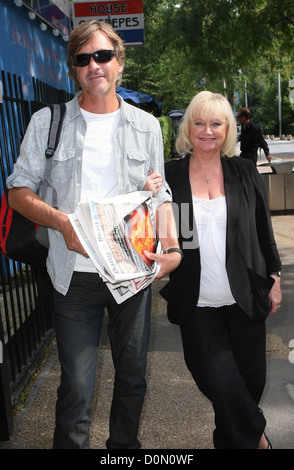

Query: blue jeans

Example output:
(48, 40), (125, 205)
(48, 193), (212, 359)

(52, 272), (151, 449)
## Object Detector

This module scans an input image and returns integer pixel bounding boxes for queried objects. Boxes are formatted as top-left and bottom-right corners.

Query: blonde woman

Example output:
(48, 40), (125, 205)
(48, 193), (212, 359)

(161, 91), (282, 449)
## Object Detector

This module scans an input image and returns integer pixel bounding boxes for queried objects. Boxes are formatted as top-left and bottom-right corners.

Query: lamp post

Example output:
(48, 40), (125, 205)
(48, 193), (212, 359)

(278, 72), (282, 138)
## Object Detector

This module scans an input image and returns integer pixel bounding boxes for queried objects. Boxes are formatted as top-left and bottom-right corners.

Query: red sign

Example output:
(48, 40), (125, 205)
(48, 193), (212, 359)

(72, 0), (144, 45)
(74, 1), (143, 16)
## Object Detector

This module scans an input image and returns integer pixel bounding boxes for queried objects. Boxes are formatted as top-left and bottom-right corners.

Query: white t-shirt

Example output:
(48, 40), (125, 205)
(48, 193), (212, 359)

(192, 195), (235, 307)
(74, 108), (120, 272)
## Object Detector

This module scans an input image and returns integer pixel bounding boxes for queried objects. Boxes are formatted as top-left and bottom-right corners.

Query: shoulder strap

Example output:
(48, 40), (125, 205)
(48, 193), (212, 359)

(45, 103), (66, 159)
(42, 103), (66, 208)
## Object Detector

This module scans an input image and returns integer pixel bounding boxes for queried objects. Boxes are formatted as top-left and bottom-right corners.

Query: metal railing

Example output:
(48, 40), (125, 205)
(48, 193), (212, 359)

(0, 70), (73, 441)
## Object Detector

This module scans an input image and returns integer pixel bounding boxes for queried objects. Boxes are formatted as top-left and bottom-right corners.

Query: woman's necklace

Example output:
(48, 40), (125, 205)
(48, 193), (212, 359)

(190, 156), (220, 184)
(199, 174), (213, 184)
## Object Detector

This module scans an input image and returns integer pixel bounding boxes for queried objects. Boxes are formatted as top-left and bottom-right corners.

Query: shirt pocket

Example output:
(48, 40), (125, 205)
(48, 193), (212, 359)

(49, 148), (76, 184)
(127, 152), (148, 184)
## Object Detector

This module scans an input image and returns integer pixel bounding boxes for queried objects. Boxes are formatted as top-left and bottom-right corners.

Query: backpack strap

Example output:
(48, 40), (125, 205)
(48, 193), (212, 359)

(45, 103), (66, 159)
(36, 103), (66, 247)
(41, 103), (66, 208)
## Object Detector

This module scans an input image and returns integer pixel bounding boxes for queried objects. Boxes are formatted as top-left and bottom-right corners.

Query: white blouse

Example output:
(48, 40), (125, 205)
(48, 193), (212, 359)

(192, 195), (236, 307)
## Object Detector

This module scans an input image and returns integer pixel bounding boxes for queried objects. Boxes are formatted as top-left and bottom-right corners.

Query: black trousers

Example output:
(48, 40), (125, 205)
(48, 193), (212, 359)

(180, 303), (266, 449)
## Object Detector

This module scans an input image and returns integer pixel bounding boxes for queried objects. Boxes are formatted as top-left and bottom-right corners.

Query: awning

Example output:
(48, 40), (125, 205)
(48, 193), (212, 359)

(116, 86), (162, 107)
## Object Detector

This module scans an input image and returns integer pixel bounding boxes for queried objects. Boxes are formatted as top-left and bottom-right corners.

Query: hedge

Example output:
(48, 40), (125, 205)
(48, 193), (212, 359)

(157, 116), (173, 160)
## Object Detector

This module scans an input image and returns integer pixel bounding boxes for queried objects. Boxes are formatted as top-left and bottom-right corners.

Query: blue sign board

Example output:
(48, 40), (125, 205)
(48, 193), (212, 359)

(0, 0), (74, 100)
(38, 0), (71, 36)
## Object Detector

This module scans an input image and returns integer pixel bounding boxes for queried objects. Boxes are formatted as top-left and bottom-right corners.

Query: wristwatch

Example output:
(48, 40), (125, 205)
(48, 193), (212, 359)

(163, 247), (184, 260)
(270, 271), (281, 277)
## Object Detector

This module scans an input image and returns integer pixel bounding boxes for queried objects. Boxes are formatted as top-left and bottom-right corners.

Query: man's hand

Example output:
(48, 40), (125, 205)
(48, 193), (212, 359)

(144, 250), (181, 280)
(8, 187), (88, 257)
(59, 215), (89, 257)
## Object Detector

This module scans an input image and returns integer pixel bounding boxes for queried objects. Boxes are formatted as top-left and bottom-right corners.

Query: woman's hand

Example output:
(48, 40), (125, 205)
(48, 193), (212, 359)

(144, 170), (163, 196)
(144, 250), (182, 279)
(269, 275), (282, 314)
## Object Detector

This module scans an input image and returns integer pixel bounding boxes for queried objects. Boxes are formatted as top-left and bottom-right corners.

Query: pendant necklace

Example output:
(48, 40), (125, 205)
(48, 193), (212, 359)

(191, 160), (218, 184)
(194, 163), (216, 184)
(203, 176), (212, 184)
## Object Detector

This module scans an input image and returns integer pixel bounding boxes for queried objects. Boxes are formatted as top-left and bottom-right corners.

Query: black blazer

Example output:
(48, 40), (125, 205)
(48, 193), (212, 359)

(160, 155), (281, 325)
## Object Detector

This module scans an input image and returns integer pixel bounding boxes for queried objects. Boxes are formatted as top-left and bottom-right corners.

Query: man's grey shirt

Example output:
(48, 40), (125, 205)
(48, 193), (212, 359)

(7, 93), (171, 295)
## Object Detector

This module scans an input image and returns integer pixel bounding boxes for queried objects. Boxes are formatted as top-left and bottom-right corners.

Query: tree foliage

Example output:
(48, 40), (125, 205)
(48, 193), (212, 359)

(122, 0), (293, 130)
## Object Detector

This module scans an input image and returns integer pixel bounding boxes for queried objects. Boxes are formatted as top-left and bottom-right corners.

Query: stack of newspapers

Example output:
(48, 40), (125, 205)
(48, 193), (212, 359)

(69, 191), (161, 303)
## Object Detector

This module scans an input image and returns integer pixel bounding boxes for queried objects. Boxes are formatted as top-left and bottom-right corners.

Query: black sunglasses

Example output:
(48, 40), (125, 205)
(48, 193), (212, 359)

(73, 50), (116, 67)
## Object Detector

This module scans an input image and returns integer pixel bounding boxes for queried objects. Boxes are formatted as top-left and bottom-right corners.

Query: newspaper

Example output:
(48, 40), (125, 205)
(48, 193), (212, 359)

(69, 191), (161, 303)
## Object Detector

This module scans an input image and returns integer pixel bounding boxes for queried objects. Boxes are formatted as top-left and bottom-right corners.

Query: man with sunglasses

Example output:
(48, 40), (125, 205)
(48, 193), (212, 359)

(7, 21), (181, 449)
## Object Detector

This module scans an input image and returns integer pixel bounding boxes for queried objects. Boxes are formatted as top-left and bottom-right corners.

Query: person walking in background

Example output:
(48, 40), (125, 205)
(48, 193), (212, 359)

(237, 107), (272, 165)
(160, 91), (282, 449)
(6, 20), (181, 449)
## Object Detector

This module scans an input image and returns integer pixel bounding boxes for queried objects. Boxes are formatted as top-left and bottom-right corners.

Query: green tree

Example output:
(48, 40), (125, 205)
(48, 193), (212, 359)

(122, 0), (293, 125)
(236, 53), (294, 134)
(172, 0), (293, 104)
(122, 0), (204, 113)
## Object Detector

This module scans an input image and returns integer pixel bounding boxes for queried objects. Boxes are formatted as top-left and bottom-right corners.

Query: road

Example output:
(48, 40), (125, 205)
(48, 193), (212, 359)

(236, 139), (294, 162)
(267, 139), (294, 159)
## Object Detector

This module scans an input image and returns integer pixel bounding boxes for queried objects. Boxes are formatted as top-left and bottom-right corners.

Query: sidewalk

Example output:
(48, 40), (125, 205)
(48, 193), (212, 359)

(1, 214), (293, 450)
(1, 275), (215, 450)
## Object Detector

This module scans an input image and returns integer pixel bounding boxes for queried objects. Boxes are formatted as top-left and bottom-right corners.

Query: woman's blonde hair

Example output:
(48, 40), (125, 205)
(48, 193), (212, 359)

(67, 20), (125, 89)
(175, 91), (237, 157)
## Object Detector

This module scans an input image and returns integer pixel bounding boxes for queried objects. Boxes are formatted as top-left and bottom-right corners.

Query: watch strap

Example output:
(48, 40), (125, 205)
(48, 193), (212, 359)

(163, 247), (183, 259)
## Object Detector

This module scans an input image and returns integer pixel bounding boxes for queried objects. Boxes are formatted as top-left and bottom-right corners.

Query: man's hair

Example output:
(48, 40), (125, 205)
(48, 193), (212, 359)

(67, 20), (125, 89)
(238, 107), (251, 119)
